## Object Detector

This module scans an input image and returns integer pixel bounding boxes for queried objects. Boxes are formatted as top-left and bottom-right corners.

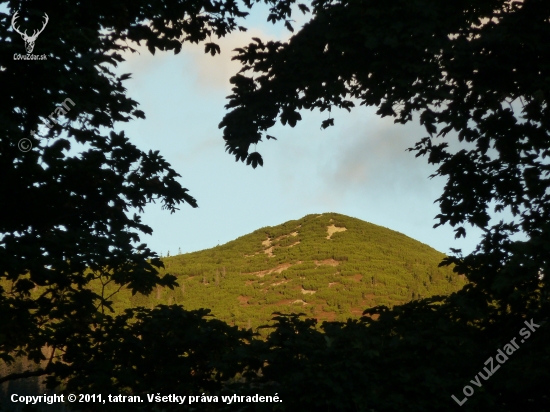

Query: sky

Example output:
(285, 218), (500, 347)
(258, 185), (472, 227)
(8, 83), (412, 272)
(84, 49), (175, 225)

(106, 4), (488, 257)
(3, 2), (487, 257)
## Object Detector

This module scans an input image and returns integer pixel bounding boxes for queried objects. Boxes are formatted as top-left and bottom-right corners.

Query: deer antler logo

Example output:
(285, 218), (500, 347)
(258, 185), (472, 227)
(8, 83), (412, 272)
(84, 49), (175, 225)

(11, 11), (49, 54)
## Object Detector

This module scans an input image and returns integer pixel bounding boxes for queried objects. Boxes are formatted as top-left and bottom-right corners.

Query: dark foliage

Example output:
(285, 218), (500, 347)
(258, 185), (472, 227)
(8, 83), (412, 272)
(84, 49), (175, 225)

(218, 0), (550, 409)
(2, 0), (550, 410)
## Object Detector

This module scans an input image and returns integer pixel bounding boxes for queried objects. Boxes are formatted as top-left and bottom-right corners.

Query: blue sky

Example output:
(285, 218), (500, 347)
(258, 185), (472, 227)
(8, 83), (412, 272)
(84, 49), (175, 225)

(108, 5), (486, 257)
(4, 2), (486, 257)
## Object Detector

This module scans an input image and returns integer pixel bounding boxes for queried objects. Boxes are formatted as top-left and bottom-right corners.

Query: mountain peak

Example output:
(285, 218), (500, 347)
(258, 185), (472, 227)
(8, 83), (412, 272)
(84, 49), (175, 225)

(122, 213), (467, 329)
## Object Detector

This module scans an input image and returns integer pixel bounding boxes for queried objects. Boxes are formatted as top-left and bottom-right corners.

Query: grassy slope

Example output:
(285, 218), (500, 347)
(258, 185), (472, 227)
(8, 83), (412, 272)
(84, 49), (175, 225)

(111, 213), (467, 330)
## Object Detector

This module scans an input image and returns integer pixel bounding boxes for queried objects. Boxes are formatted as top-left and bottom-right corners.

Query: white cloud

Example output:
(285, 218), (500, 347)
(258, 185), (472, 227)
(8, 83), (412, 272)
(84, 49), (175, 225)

(319, 110), (434, 196)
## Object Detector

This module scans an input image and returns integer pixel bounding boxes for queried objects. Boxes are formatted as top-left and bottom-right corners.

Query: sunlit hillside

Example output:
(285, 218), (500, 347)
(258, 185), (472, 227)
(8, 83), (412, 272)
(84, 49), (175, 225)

(109, 213), (467, 330)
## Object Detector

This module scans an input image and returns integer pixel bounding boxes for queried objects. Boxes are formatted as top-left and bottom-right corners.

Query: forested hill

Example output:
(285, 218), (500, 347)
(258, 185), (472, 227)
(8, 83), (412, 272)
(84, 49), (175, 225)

(113, 213), (467, 329)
